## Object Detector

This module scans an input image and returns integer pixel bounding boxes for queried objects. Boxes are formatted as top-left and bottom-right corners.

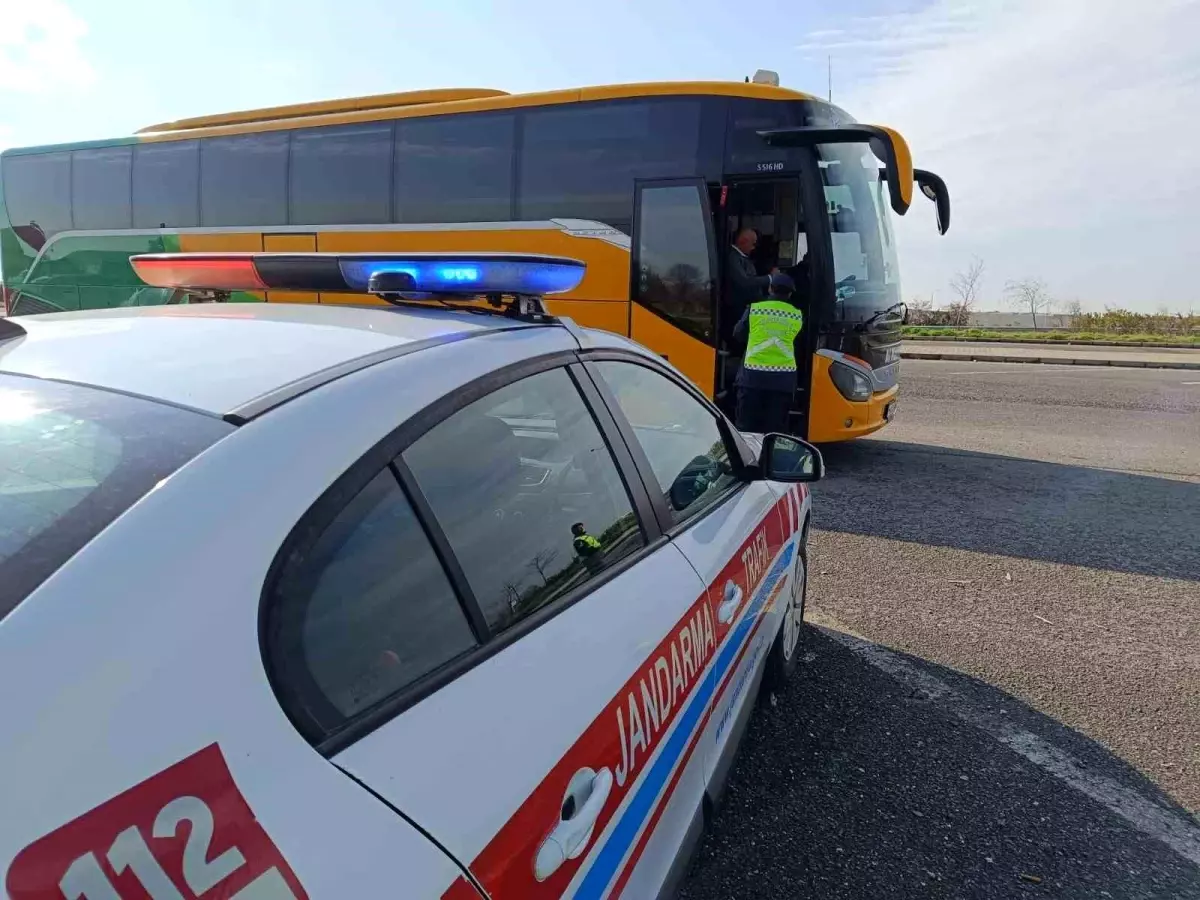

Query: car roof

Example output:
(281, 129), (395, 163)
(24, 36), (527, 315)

(0, 304), (536, 418)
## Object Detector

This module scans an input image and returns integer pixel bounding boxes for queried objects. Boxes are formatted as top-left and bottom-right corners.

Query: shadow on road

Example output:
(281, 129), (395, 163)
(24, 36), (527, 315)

(679, 627), (1200, 900)
(814, 440), (1200, 581)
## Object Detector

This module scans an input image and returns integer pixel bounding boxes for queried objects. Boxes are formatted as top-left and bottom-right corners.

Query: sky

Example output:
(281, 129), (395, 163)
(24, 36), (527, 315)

(1, 0), (1196, 313)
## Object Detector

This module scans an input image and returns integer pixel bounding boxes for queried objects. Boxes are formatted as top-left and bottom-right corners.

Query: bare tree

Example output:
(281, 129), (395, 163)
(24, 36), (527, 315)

(948, 257), (985, 326)
(502, 583), (523, 615)
(905, 294), (934, 325)
(1004, 278), (1053, 330)
(526, 549), (560, 587)
(1064, 298), (1084, 327)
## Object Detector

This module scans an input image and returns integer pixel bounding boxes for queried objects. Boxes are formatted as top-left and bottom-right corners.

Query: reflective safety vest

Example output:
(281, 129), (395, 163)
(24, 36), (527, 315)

(574, 534), (601, 557)
(743, 300), (804, 372)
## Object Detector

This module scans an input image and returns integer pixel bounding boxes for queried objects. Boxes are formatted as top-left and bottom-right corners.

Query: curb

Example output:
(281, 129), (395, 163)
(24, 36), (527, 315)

(903, 335), (1199, 349)
(900, 351), (1200, 370)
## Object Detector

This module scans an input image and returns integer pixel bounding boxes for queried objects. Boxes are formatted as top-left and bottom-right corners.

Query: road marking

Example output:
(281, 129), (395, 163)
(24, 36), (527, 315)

(940, 369), (1067, 375)
(1182, 381), (1200, 386)
(825, 629), (1200, 867)
(918, 363), (1082, 374)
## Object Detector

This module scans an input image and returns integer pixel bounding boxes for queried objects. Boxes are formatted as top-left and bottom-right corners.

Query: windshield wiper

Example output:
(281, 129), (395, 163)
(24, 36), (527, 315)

(856, 301), (906, 331)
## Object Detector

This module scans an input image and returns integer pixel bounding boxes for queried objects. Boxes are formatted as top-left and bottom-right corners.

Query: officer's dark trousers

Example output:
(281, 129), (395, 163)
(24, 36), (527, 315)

(735, 386), (792, 434)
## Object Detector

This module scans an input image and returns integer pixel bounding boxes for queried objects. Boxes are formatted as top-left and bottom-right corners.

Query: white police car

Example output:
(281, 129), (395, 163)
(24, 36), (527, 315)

(0, 253), (822, 900)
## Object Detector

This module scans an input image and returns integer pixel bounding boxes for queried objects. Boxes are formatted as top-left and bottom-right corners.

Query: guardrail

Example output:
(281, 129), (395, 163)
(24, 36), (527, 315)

(904, 335), (1199, 349)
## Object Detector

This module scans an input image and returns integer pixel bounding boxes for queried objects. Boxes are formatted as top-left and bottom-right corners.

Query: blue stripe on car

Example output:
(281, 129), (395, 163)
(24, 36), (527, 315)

(574, 540), (795, 899)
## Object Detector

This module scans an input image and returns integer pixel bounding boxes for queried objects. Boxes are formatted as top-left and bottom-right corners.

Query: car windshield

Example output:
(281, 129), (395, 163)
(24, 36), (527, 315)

(818, 141), (902, 323)
(0, 374), (232, 619)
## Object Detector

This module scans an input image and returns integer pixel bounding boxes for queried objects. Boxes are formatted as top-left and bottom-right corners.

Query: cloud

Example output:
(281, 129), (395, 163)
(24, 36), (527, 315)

(802, 28), (846, 40)
(797, 5), (978, 62)
(826, 0), (1200, 311)
(0, 0), (95, 96)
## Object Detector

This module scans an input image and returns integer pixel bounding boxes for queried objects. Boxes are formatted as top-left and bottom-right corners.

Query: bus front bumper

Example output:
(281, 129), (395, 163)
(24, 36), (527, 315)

(807, 355), (899, 442)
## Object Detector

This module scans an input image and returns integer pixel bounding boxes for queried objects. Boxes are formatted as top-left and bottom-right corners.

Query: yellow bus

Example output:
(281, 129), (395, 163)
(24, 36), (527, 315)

(0, 73), (948, 441)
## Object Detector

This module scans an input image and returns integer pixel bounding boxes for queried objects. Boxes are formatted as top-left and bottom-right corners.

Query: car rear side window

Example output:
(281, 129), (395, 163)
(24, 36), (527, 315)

(0, 374), (232, 620)
(265, 468), (477, 736)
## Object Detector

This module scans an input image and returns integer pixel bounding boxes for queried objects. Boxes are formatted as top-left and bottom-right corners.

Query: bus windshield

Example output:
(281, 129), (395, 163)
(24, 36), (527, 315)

(817, 142), (901, 323)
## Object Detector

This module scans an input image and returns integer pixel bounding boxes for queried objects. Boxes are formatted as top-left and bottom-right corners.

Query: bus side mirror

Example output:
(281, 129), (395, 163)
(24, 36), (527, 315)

(879, 167), (951, 235)
(915, 169), (951, 235)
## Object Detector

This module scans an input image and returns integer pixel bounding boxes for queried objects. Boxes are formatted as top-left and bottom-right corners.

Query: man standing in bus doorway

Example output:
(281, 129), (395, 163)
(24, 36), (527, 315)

(722, 228), (780, 416)
(732, 272), (803, 435)
(726, 228), (774, 320)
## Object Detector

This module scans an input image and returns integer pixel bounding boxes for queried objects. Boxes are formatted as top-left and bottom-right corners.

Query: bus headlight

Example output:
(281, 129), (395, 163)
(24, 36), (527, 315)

(829, 361), (873, 402)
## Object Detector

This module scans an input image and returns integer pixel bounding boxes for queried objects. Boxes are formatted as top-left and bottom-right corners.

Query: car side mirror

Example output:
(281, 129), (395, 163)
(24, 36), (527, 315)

(758, 434), (824, 482)
(669, 455), (724, 511)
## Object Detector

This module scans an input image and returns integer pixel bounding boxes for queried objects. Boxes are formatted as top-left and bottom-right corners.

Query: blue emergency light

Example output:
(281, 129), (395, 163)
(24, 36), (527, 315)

(339, 255), (585, 296)
(131, 252), (587, 302)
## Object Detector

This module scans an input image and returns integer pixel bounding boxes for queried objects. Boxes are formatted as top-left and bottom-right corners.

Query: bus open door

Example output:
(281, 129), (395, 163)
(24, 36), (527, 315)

(717, 177), (814, 438)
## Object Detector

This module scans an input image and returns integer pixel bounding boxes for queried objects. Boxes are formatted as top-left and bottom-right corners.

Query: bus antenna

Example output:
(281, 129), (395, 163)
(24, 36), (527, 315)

(828, 55), (832, 102)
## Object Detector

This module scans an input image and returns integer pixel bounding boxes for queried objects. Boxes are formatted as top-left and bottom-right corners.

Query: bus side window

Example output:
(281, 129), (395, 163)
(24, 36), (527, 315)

(291, 124), (392, 225)
(200, 133), (288, 227)
(133, 141), (199, 229)
(3, 152), (72, 236)
(395, 113), (515, 224)
(73, 147), (132, 230)
(519, 100), (702, 231)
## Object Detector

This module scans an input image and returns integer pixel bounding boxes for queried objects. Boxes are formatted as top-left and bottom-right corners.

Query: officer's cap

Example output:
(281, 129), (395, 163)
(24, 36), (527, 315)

(769, 272), (796, 295)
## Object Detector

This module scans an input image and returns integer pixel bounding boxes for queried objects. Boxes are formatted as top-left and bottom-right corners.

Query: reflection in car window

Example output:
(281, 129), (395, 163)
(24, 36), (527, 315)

(404, 367), (643, 633)
(267, 469), (476, 731)
(0, 374), (232, 620)
(593, 361), (738, 524)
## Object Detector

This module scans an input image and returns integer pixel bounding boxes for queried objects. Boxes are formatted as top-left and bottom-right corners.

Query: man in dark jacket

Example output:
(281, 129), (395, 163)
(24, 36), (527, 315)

(720, 229), (779, 414)
(732, 272), (804, 434)
(725, 228), (773, 323)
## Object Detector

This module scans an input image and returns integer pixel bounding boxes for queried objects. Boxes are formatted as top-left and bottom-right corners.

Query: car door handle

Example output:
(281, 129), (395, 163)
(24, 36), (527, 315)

(718, 580), (743, 624)
(534, 767), (614, 882)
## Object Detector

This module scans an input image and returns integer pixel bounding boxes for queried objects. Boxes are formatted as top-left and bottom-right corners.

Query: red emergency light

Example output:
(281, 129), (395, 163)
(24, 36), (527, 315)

(130, 255), (268, 291)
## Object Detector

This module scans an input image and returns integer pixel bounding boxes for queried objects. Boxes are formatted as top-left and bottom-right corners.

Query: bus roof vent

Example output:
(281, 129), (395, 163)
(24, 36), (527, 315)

(751, 69), (781, 86)
(137, 88), (511, 134)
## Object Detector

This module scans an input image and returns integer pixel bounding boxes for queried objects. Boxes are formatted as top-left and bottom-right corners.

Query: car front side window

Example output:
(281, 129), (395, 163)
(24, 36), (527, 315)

(592, 360), (740, 525)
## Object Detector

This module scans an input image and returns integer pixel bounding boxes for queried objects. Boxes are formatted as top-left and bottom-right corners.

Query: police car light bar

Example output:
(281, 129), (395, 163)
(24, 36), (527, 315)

(130, 252), (587, 297)
(131, 256), (268, 291)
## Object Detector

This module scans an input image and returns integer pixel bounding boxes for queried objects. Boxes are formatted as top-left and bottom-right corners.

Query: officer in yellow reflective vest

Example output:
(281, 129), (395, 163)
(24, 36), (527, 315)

(571, 522), (602, 560)
(732, 272), (804, 434)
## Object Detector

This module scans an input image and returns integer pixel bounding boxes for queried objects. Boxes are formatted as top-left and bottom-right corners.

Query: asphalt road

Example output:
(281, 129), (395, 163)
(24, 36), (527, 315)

(679, 361), (1200, 899)
(902, 340), (1200, 366)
